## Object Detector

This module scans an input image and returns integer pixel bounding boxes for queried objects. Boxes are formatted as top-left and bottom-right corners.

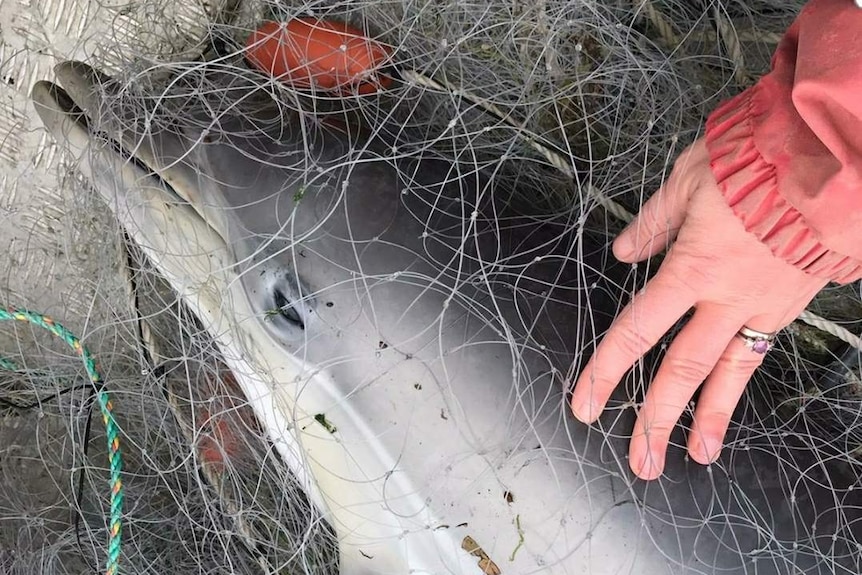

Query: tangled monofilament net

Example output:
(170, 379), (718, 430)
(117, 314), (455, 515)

(2, 0), (862, 573)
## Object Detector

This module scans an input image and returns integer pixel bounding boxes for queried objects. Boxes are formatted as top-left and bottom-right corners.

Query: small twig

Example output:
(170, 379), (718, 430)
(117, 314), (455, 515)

(509, 514), (525, 561)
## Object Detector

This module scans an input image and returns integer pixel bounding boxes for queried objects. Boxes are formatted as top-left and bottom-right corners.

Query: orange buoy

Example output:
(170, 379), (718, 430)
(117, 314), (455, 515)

(245, 18), (393, 95)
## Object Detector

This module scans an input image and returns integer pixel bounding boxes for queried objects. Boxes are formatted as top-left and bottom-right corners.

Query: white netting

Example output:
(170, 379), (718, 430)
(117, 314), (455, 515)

(2, 0), (862, 573)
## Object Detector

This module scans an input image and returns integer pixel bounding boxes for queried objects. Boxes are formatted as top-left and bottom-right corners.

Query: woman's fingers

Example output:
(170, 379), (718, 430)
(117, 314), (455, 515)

(613, 151), (701, 263)
(686, 333), (768, 465)
(628, 305), (744, 479)
(687, 297), (822, 465)
(613, 190), (686, 262)
(571, 269), (696, 424)
(574, 137), (831, 480)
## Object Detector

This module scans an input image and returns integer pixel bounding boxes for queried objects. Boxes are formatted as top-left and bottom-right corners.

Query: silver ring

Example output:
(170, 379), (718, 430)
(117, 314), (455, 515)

(737, 326), (777, 354)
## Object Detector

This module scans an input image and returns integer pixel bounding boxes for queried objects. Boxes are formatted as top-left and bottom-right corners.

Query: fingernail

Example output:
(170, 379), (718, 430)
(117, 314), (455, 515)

(633, 449), (665, 480)
(613, 232), (635, 261)
(572, 397), (600, 423)
(698, 436), (723, 463)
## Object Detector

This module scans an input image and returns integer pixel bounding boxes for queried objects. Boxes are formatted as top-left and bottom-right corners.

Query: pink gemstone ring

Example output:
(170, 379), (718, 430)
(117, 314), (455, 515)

(737, 326), (777, 354)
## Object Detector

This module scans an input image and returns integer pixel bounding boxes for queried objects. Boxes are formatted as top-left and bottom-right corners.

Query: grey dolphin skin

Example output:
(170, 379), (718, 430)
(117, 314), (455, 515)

(31, 61), (862, 574)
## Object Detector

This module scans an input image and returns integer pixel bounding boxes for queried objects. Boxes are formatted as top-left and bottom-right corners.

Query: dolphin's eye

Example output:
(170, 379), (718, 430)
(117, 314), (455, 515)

(273, 288), (305, 330)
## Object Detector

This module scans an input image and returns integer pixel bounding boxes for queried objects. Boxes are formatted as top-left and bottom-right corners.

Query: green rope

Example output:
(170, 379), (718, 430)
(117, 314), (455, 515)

(0, 307), (123, 575)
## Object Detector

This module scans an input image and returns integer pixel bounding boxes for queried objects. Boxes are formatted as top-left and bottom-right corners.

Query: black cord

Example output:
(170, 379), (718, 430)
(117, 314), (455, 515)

(72, 385), (98, 574)
(0, 381), (89, 411)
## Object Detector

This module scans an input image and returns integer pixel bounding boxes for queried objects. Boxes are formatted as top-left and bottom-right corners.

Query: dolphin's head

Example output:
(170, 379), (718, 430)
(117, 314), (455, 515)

(31, 59), (616, 439)
(32, 58), (862, 575)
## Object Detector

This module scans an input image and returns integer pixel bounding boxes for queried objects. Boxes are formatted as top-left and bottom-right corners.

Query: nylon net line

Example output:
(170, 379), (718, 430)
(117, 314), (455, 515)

(1, 1), (862, 574)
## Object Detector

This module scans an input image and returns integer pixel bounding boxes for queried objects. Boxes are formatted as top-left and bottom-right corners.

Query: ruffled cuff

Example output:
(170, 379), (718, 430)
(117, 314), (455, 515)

(705, 88), (862, 285)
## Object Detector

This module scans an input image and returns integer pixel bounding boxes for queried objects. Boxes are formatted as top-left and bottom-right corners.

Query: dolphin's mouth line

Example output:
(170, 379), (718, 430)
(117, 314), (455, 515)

(40, 80), (192, 210)
(40, 75), (314, 340)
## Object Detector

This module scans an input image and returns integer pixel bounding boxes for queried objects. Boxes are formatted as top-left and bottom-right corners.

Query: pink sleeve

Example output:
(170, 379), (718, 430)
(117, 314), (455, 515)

(705, 0), (862, 284)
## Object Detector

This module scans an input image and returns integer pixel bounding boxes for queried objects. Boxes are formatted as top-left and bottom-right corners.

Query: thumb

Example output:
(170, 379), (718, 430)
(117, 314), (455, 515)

(613, 157), (697, 263)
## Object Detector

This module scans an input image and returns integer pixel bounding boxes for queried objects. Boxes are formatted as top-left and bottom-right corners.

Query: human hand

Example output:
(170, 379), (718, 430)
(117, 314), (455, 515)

(571, 138), (827, 480)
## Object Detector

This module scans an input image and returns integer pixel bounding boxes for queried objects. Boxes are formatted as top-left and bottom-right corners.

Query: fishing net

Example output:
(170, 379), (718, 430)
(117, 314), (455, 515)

(1, 0), (861, 573)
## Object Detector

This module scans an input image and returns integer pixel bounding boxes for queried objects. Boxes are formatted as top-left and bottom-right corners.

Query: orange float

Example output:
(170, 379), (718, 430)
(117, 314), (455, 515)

(245, 18), (393, 95)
